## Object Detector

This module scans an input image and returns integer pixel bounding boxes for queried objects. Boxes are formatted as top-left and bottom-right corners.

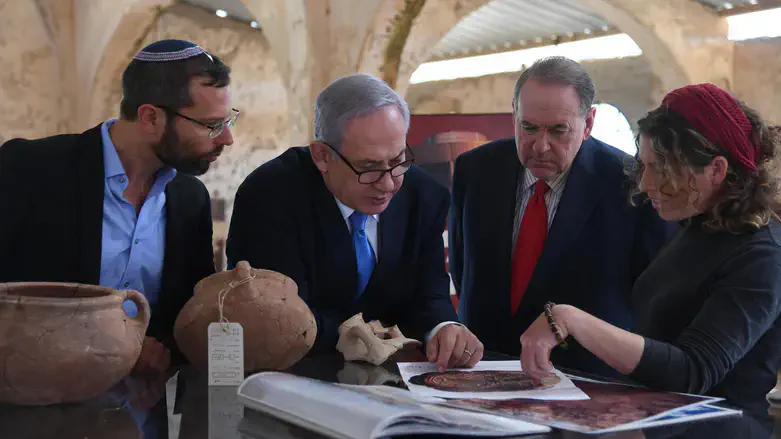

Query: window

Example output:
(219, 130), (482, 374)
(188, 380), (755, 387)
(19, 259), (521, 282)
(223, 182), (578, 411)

(591, 103), (636, 156)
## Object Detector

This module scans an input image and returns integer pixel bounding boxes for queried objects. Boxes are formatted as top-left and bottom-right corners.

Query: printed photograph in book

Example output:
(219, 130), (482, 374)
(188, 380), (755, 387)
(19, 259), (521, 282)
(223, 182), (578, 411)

(409, 370), (560, 392)
(443, 379), (721, 433)
(398, 361), (589, 400)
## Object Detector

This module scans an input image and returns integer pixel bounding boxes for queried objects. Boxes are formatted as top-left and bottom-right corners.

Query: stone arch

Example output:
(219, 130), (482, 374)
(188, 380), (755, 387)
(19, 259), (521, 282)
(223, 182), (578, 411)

(242, 0), (393, 143)
(86, 0), (173, 127)
(242, 0), (313, 144)
(575, 0), (733, 92)
(394, 0), (730, 98)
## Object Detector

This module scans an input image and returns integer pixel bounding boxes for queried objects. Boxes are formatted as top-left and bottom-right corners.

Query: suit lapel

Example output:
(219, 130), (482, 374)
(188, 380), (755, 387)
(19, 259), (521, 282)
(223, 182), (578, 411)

(306, 158), (357, 304)
(159, 178), (183, 318)
(365, 183), (409, 299)
(484, 143), (522, 321)
(75, 125), (106, 285)
(519, 138), (605, 305)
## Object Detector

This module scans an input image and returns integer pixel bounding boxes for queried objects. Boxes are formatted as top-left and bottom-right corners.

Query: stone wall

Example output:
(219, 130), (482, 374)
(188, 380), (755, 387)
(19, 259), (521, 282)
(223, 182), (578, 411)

(405, 56), (655, 129)
(4, 0), (781, 222)
(734, 38), (781, 125)
(0, 0), (62, 140)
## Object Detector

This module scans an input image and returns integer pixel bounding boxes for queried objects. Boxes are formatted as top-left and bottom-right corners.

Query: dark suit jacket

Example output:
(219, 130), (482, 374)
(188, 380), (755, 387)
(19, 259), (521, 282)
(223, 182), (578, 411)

(0, 124), (215, 361)
(226, 147), (458, 353)
(449, 137), (675, 376)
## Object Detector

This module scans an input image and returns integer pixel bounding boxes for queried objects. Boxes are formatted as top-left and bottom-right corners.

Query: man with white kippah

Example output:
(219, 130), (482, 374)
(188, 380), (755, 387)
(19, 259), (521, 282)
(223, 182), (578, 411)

(0, 39), (238, 377)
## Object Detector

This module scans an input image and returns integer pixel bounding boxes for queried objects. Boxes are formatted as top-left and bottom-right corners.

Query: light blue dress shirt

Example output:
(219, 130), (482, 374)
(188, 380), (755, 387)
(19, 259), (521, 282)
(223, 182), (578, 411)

(99, 119), (177, 316)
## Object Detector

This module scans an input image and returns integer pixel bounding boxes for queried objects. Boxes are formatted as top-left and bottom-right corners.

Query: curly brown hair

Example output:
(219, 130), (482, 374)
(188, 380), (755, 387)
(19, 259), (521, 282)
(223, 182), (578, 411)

(628, 102), (781, 233)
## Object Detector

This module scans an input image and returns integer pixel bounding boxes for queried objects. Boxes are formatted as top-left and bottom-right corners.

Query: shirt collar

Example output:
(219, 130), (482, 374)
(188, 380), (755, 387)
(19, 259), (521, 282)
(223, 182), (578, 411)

(522, 166), (570, 194)
(101, 118), (126, 179)
(334, 197), (380, 223)
(100, 118), (178, 185)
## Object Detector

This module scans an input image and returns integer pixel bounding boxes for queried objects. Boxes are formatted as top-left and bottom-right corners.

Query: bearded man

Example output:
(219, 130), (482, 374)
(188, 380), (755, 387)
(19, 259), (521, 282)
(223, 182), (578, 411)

(0, 39), (237, 376)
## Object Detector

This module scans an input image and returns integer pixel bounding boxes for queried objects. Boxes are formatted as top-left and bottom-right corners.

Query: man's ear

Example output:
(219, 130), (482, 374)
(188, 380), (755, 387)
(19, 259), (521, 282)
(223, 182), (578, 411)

(583, 106), (597, 139)
(309, 141), (331, 174)
(137, 104), (167, 140)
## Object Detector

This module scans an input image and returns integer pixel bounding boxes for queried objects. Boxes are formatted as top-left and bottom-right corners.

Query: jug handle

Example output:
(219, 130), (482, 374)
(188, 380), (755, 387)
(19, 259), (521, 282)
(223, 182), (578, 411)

(117, 289), (151, 332)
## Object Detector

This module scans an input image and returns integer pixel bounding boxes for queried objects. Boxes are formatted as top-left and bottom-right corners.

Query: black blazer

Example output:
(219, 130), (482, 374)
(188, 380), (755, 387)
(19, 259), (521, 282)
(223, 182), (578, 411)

(0, 125), (215, 359)
(226, 147), (458, 353)
(449, 137), (675, 376)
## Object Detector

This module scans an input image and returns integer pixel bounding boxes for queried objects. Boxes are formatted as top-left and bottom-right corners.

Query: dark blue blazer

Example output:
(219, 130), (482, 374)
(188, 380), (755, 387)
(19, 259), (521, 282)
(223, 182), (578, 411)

(449, 137), (675, 376)
(227, 147), (458, 354)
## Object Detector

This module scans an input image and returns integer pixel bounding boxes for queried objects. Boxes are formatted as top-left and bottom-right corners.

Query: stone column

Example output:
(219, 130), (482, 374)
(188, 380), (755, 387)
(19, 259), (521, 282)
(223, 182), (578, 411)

(242, 0), (423, 145)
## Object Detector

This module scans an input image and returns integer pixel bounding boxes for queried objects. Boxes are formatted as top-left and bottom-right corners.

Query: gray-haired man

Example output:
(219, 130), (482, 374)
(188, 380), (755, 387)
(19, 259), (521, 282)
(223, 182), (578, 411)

(449, 57), (674, 376)
(227, 73), (483, 370)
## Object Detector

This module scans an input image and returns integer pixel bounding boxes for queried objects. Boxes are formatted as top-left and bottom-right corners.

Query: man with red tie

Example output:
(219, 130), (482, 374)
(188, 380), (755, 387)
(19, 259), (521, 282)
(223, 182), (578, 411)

(448, 56), (675, 376)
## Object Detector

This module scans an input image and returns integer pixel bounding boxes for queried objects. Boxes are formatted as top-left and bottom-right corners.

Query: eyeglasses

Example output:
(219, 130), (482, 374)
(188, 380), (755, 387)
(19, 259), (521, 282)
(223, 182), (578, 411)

(322, 141), (415, 184)
(161, 106), (240, 139)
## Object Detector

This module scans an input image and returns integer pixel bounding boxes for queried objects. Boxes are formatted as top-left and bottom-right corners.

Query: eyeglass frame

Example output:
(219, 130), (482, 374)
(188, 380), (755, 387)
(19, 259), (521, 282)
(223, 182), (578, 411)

(320, 141), (416, 184)
(158, 106), (240, 139)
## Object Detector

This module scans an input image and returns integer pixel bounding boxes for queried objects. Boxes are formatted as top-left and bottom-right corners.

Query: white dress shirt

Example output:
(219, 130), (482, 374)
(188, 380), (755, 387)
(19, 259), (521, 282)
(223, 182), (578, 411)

(335, 198), (380, 260)
(512, 167), (570, 249)
(333, 197), (461, 343)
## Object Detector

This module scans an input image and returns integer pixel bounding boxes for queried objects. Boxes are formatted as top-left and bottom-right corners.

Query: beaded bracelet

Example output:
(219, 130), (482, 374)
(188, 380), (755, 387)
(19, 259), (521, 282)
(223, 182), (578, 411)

(544, 302), (569, 349)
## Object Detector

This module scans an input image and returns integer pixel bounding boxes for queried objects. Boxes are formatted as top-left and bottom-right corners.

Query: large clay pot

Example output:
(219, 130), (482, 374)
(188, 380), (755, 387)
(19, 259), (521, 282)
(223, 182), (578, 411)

(174, 261), (317, 373)
(0, 283), (150, 405)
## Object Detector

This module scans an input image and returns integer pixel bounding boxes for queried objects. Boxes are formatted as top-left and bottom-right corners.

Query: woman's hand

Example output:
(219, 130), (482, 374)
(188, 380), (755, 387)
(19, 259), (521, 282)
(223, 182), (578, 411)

(521, 304), (645, 378)
(520, 305), (571, 380)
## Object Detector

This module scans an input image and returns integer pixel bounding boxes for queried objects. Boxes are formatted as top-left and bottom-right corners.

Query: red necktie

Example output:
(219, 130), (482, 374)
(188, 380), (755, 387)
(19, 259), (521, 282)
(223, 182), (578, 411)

(510, 180), (549, 315)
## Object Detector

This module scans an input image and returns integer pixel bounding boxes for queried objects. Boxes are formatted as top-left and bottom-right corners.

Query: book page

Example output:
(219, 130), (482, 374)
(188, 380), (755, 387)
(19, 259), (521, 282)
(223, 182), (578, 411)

(398, 360), (589, 400)
(238, 372), (392, 438)
(238, 372), (551, 438)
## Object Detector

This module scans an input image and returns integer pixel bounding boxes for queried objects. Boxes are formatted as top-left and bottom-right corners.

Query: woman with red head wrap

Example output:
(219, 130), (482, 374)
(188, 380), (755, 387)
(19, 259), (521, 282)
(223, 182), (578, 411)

(520, 83), (781, 416)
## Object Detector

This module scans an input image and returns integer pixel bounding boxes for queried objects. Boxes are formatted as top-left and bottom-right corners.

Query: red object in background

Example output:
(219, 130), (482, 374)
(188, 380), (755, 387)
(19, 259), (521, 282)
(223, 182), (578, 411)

(407, 113), (515, 147)
(408, 113), (515, 190)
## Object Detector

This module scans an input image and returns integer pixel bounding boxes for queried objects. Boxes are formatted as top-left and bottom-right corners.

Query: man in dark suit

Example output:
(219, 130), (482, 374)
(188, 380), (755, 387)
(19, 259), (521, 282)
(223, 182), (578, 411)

(449, 56), (674, 376)
(227, 73), (483, 370)
(0, 40), (237, 376)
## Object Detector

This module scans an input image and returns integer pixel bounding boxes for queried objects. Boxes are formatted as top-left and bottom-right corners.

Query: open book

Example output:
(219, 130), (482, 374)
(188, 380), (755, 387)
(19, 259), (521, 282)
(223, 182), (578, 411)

(236, 371), (551, 438)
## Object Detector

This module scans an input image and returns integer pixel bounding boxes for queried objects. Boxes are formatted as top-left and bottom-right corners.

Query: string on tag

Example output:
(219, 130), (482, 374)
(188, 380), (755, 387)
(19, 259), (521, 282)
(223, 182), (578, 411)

(217, 271), (256, 333)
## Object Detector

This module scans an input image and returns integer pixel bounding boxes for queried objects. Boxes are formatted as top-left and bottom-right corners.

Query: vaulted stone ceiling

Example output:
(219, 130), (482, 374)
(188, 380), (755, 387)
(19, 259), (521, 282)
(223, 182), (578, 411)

(182, 0), (759, 61)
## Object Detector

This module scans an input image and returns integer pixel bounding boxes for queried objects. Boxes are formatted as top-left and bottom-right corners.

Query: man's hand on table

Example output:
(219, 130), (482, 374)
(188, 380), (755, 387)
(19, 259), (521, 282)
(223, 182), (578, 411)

(426, 324), (484, 371)
(132, 337), (171, 378)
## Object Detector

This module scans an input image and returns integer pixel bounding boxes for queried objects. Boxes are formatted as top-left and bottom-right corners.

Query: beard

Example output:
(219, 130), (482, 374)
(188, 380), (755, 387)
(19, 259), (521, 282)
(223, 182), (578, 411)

(152, 124), (223, 176)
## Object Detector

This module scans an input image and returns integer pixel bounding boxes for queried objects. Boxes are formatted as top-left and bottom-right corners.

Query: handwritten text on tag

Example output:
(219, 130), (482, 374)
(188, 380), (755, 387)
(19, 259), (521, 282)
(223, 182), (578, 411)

(208, 322), (244, 386)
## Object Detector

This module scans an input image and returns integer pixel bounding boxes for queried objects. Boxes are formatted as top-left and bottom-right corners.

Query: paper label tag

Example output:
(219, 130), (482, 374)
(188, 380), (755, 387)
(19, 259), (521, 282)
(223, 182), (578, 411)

(208, 322), (244, 386)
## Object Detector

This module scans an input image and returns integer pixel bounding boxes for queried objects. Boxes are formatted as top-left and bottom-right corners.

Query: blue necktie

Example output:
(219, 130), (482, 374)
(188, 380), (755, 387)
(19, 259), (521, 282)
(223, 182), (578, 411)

(350, 211), (375, 299)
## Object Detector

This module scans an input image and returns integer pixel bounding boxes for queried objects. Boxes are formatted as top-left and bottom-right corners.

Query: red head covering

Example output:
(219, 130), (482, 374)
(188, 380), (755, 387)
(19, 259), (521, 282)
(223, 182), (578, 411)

(662, 83), (758, 173)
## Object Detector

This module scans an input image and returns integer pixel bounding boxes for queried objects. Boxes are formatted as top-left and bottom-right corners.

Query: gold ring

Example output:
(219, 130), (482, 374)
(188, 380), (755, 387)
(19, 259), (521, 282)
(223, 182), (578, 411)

(464, 349), (473, 356)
